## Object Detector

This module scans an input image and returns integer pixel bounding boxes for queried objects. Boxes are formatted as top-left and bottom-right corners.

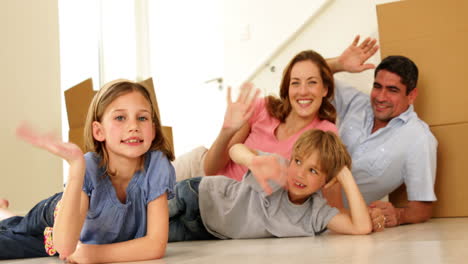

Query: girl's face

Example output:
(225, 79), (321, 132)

(93, 91), (155, 162)
(288, 60), (328, 120)
(286, 150), (326, 205)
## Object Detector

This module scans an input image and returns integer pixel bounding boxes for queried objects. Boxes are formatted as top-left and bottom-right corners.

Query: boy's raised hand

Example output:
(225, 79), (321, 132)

(250, 155), (288, 195)
(16, 122), (84, 165)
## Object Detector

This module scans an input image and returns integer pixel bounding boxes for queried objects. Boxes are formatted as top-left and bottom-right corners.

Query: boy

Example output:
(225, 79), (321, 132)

(169, 130), (371, 241)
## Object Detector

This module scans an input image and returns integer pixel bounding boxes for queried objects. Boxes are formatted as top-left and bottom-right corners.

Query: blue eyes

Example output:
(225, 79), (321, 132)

(114, 116), (149, 121)
(295, 158), (318, 175)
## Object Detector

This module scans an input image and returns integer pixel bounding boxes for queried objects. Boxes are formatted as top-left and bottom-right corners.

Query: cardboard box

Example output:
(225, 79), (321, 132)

(377, 0), (468, 126)
(378, 0), (468, 217)
(64, 78), (173, 154)
(390, 123), (468, 217)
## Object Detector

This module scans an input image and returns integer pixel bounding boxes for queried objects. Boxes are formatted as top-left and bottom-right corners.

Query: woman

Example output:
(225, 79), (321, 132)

(175, 50), (342, 206)
(205, 50), (337, 180)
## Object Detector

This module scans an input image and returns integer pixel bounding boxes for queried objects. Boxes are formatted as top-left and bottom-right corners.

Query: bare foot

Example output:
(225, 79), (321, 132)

(0, 199), (15, 220)
(0, 199), (9, 209)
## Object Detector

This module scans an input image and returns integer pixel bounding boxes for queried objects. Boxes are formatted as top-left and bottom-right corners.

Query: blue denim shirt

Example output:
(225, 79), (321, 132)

(333, 80), (437, 205)
(80, 151), (175, 244)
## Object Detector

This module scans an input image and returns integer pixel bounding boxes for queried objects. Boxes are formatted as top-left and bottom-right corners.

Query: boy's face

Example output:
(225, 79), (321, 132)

(287, 150), (326, 205)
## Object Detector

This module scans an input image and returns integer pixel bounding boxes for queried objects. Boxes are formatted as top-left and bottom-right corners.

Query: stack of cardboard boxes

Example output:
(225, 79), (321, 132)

(377, 0), (468, 217)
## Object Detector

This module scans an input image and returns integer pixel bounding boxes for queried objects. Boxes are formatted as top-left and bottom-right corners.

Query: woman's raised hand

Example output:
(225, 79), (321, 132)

(222, 83), (260, 132)
(16, 122), (84, 165)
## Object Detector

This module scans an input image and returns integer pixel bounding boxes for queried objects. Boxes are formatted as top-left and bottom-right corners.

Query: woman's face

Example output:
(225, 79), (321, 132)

(288, 60), (328, 120)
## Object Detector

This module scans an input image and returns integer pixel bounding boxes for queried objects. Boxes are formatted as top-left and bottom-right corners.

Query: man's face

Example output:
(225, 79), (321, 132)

(370, 70), (417, 127)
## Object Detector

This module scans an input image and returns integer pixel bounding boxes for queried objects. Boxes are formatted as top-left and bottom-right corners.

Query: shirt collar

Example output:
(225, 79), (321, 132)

(393, 104), (414, 124)
(367, 104), (415, 125)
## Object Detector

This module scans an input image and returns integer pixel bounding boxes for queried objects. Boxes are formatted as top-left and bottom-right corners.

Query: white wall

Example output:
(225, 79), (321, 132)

(225, 0), (400, 96)
(223, 0), (329, 91)
(0, 0), (63, 214)
(253, 0), (381, 95)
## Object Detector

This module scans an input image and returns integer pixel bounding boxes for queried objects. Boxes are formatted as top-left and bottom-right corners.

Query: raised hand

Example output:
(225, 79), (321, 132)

(338, 35), (379, 73)
(250, 155), (288, 195)
(16, 122), (84, 165)
(222, 83), (260, 132)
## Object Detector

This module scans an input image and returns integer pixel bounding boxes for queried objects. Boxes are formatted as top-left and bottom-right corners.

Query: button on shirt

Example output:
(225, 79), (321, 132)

(333, 80), (437, 205)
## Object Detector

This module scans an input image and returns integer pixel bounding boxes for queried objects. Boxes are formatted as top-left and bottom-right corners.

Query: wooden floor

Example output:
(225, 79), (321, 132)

(2, 218), (468, 264)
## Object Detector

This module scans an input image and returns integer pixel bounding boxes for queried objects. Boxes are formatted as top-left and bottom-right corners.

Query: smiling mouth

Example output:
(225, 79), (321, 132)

(297, 99), (312, 106)
(122, 139), (143, 143)
(294, 180), (306, 188)
(373, 102), (391, 111)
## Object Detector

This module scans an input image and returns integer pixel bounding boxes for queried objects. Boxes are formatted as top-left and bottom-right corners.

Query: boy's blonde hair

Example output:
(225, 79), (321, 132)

(83, 80), (175, 172)
(292, 129), (351, 183)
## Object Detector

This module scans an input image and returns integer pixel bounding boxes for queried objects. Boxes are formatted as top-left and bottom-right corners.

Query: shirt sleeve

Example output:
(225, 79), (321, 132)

(332, 79), (366, 122)
(145, 151), (176, 203)
(311, 195), (340, 234)
(404, 133), (438, 201)
(82, 152), (97, 196)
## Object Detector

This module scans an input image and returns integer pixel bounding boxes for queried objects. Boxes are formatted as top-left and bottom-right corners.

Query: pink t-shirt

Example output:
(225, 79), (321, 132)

(217, 98), (338, 181)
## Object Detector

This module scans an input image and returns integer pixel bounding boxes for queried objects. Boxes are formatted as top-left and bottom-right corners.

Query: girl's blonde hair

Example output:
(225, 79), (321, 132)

(266, 50), (336, 124)
(292, 129), (351, 183)
(83, 80), (175, 171)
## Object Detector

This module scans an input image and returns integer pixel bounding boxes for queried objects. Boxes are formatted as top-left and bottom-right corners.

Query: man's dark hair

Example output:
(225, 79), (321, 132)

(375, 55), (418, 95)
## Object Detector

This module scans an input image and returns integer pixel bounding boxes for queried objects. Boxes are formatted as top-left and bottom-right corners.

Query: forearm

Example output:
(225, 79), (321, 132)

(340, 173), (372, 234)
(326, 57), (345, 74)
(229, 143), (256, 168)
(54, 159), (86, 257)
(75, 237), (166, 263)
(203, 127), (238, 175)
(396, 201), (433, 225)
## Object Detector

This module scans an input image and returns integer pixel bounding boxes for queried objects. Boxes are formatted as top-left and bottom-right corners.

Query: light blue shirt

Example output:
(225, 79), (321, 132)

(80, 151), (175, 244)
(333, 80), (437, 205)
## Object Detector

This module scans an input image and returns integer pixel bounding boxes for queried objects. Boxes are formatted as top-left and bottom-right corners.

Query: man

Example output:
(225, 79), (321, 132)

(326, 36), (437, 228)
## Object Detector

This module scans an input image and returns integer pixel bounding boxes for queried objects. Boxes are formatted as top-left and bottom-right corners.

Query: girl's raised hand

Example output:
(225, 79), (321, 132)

(222, 83), (260, 131)
(16, 122), (84, 165)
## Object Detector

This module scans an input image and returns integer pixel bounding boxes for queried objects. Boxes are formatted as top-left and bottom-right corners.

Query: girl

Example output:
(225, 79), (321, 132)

(0, 80), (175, 263)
